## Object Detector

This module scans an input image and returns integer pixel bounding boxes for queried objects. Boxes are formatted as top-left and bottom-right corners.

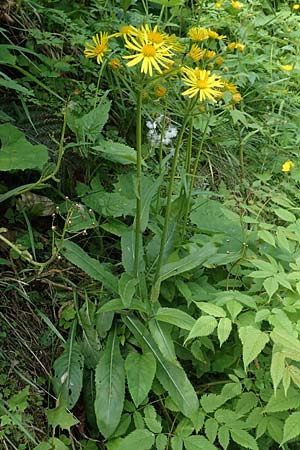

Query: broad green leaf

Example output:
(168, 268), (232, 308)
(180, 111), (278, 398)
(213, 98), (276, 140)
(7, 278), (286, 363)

(226, 300), (243, 321)
(218, 426), (230, 450)
(111, 413), (131, 439)
(171, 436), (183, 450)
(263, 277), (278, 298)
(95, 329), (125, 438)
(33, 444), (51, 450)
(155, 307), (195, 330)
(270, 352), (285, 394)
(281, 412), (300, 445)
(256, 416), (268, 438)
(93, 140), (139, 165)
(205, 418), (218, 443)
(108, 429), (155, 450)
(230, 430), (258, 450)
(200, 394), (226, 413)
(235, 393), (258, 415)
(238, 326), (269, 369)
(267, 417), (283, 444)
(156, 434), (168, 450)
(258, 230), (275, 246)
(97, 298), (146, 314)
(184, 435), (219, 450)
(264, 387), (300, 412)
(133, 410), (144, 429)
(289, 364), (300, 387)
(186, 316), (218, 342)
(195, 302), (226, 318)
(174, 418), (194, 438)
(118, 273), (137, 308)
(221, 382), (242, 400)
(68, 100), (110, 141)
(140, 173), (164, 232)
(274, 208), (296, 223)
(46, 399), (79, 431)
(52, 337), (83, 409)
(149, 319), (177, 362)
(124, 316), (199, 421)
(34, 439), (68, 450)
(125, 352), (156, 407)
(214, 408), (243, 425)
(217, 318), (232, 347)
(144, 405), (162, 433)
(61, 240), (118, 293)
(0, 77), (33, 95)
(270, 328), (300, 353)
(0, 123), (48, 171)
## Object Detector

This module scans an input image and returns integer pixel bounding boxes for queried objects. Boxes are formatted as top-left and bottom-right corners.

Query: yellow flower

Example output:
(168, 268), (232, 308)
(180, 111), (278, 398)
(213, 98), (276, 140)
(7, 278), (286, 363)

(207, 30), (226, 40)
(292, 3), (300, 9)
(205, 50), (216, 59)
(281, 64), (293, 71)
(109, 58), (121, 70)
(282, 161), (295, 172)
(138, 24), (183, 53)
(188, 27), (209, 41)
(215, 56), (224, 65)
(187, 44), (205, 62)
(123, 33), (174, 77)
(154, 85), (167, 97)
(84, 32), (110, 64)
(231, 1), (243, 8)
(232, 93), (242, 103)
(222, 80), (238, 94)
(181, 67), (223, 102)
(113, 25), (138, 38)
(228, 42), (245, 52)
(215, 2), (222, 7)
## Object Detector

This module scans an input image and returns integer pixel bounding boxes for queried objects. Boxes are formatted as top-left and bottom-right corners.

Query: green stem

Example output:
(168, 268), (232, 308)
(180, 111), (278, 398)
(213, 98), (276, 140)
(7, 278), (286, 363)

(182, 115), (210, 239)
(153, 112), (191, 288)
(134, 91), (143, 278)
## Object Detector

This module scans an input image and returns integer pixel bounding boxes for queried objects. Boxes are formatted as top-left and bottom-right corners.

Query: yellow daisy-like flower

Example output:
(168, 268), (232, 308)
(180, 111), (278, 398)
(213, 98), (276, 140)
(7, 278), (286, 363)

(282, 161), (295, 172)
(181, 67), (223, 102)
(205, 50), (216, 59)
(123, 33), (174, 77)
(228, 42), (245, 52)
(215, 2), (222, 7)
(84, 32), (110, 64)
(109, 58), (121, 70)
(231, 1), (243, 9)
(188, 27), (209, 42)
(281, 64), (293, 71)
(222, 80), (239, 94)
(207, 30), (226, 40)
(113, 25), (138, 38)
(292, 3), (300, 9)
(215, 56), (224, 65)
(140, 24), (183, 53)
(187, 44), (205, 62)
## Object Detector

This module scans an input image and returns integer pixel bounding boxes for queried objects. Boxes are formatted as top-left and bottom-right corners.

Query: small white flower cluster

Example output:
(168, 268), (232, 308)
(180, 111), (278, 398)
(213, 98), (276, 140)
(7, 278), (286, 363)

(146, 115), (178, 147)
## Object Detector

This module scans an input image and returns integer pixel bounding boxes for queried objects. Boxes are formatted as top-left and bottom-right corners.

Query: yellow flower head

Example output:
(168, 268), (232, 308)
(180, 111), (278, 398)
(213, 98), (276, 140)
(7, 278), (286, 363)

(109, 58), (121, 70)
(222, 80), (238, 94)
(215, 56), (224, 65)
(181, 67), (223, 102)
(123, 33), (174, 77)
(187, 44), (205, 62)
(281, 64), (293, 71)
(231, 1), (243, 9)
(205, 50), (216, 59)
(232, 93), (243, 103)
(154, 85), (167, 97)
(84, 32), (110, 64)
(215, 2), (222, 7)
(138, 24), (183, 53)
(293, 3), (300, 9)
(282, 161), (295, 172)
(228, 42), (245, 52)
(113, 25), (139, 38)
(188, 27), (209, 41)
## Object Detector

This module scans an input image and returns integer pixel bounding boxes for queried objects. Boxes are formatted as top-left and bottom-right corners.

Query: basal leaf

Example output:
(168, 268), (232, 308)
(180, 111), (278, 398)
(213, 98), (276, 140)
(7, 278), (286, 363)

(155, 307), (195, 331)
(281, 412), (300, 445)
(125, 352), (156, 407)
(61, 240), (118, 293)
(238, 326), (269, 369)
(46, 399), (79, 432)
(0, 123), (48, 171)
(95, 329), (125, 438)
(52, 336), (83, 409)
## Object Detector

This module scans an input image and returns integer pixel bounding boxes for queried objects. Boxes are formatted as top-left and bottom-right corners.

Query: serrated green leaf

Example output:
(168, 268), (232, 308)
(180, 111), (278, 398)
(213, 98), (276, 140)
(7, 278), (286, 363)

(149, 319), (177, 362)
(200, 394), (226, 413)
(271, 352), (285, 394)
(230, 429), (258, 450)
(238, 326), (269, 369)
(0, 123), (48, 171)
(226, 300), (243, 321)
(156, 433), (168, 450)
(281, 412), (300, 444)
(155, 307), (195, 330)
(205, 418), (218, 443)
(125, 352), (156, 407)
(174, 418), (194, 438)
(144, 405), (162, 433)
(46, 399), (79, 432)
(171, 436), (183, 450)
(263, 277), (278, 298)
(270, 328), (300, 353)
(289, 365), (300, 387)
(109, 429), (155, 450)
(217, 318), (232, 347)
(267, 417), (283, 444)
(68, 100), (110, 141)
(184, 435), (219, 450)
(218, 426), (230, 450)
(186, 316), (217, 342)
(61, 241), (118, 293)
(95, 329), (125, 438)
(52, 337), (83, 409)
(93, 140), (139, 165)
(235, 393), (258, 415)
(282, 366), (291, 396)
(264, 387), (300, 412)
(195, 302), (226, 318)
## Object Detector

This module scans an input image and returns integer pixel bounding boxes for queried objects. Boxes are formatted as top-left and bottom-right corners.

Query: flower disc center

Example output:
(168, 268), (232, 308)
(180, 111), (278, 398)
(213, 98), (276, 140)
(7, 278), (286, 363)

(142, 44), (156, 57)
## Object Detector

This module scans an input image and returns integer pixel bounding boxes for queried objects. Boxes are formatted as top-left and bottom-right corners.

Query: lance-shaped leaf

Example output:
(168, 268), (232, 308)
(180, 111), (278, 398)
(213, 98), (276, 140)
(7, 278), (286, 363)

(125, 351), (156, 407)
(95, 328), (125, 438)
